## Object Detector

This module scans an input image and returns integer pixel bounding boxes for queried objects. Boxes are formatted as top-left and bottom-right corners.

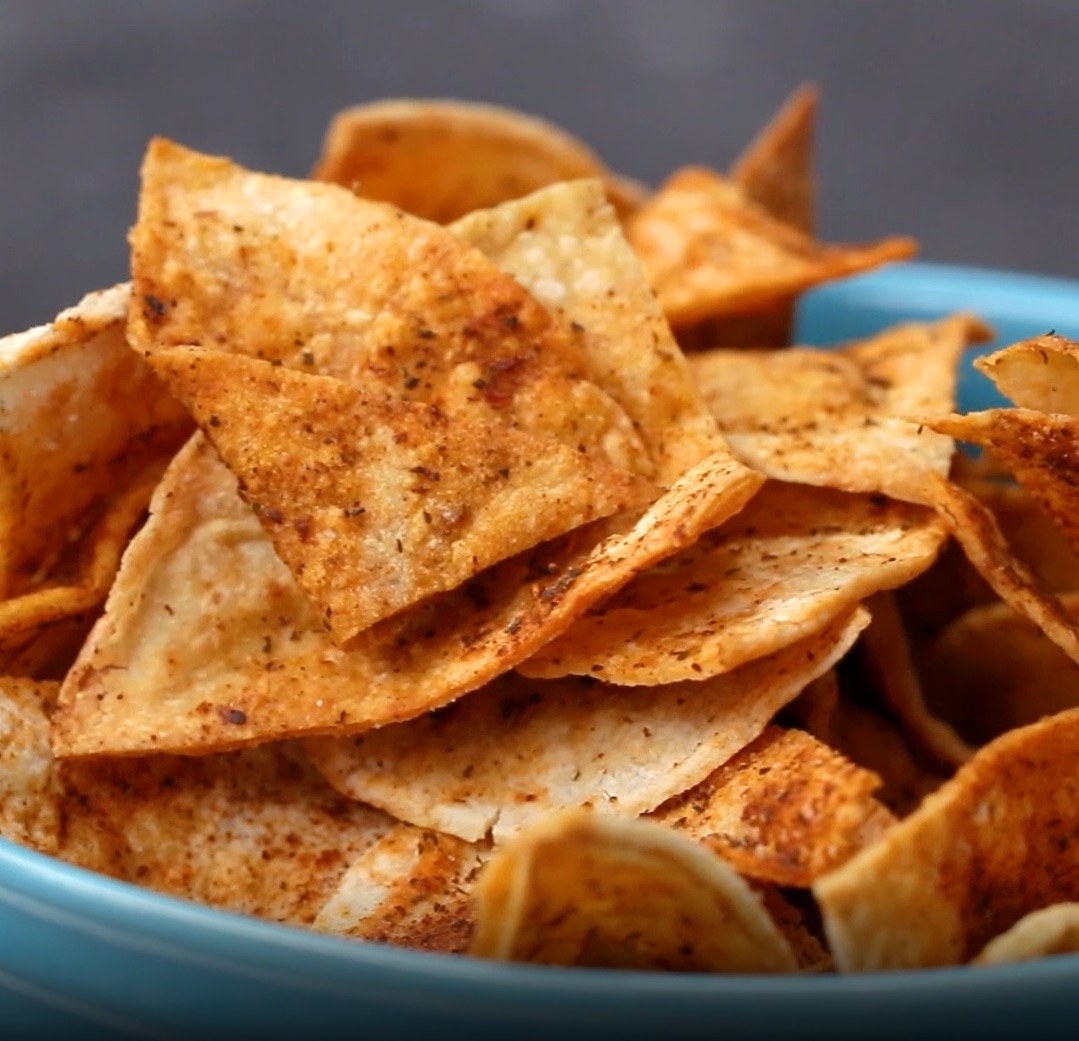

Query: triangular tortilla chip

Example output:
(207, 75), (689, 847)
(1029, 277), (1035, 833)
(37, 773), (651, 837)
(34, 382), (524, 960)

(814, 707), (1079, 970)
(451, 180), (725, 482)
(973, 904), (1079, 965)
(0, 283), (189, 595)
(305, 609), (868, 843)
(310, 98), (647, 222)
(652, 725), (894, 887)
(313, 823), (489, 953)
(625, 166), (915, 328)
(470, 810), (798, 972)
(52, 439), (761, 756)
(149, 347), (652, 642)
(129, 138), (650, 478)
(520, 482), (944, 684)
(975, 333), (1079, 414)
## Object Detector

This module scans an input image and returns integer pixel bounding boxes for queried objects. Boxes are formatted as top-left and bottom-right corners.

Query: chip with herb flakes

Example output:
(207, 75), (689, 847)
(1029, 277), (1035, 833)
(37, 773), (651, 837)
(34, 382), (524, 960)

(470, 810), (798, 972)
(520, 482), (943, 685)
(305, 608), (868, 844)
(625, 165), (915, 329)
(310, 98), (647, 223)
(975, 333), (1079, 414)
(814, 707), (1079, 971)
(149, 346), (653, 643)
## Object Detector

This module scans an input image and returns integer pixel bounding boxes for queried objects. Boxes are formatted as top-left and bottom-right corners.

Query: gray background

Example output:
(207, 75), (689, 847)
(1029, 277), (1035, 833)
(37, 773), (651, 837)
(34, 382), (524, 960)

(3, 0), (1079, 330)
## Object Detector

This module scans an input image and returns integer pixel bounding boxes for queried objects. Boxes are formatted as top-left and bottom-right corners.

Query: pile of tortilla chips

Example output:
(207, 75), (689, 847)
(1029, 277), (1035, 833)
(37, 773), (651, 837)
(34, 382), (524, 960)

(4, 88), (1079, 975)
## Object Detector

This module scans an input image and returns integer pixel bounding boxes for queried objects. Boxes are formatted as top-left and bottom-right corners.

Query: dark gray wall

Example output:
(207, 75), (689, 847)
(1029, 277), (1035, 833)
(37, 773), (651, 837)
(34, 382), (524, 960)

(3, 0), (1079, 329)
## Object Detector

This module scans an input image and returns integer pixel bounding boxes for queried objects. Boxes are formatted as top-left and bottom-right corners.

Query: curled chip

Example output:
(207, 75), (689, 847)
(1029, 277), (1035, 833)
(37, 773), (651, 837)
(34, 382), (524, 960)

(470, 810), (798, 972)
(814, 707), (1079, 970)
(311, 98), (647, 222)
(973, 905), (1079, 965)
(975, 333), (1079, 414)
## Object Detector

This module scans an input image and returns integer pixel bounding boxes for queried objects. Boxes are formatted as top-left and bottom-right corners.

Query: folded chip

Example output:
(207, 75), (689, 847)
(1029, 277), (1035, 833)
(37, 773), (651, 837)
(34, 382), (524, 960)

(149, 347), (653, 642)
(305, 608), (868, 844)
(973, 904), (1079, 965)
(975, 333), (1079, 414)
(310, 98), (647, 222)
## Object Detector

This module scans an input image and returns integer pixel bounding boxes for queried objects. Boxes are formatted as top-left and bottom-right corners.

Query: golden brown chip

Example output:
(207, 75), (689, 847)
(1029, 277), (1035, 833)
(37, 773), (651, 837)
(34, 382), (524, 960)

(129, 138), (651, 478)
(919, 593), (1079, 746)
(814, 707), (1079, 970)
(58, 742), (390, 926)
(310, 98), (647, 222)
(305, 609), (868, 844)
(150, 347), (652, 642)
(470, 810), (798, 972)
(0, 678), (61, 854)
(973, 904), (1079, 965)
(313, 823), (488, 953)
(625, 165), (915, 328)
(0, 283), (189, 595)
(651, 725), (894, 886)
(451, 179), (724, 482)
(520, 482), (944, 684)
(975, 333), (1079, 414)
(52, 439), (761, 757)
(755, 886), (833, 972)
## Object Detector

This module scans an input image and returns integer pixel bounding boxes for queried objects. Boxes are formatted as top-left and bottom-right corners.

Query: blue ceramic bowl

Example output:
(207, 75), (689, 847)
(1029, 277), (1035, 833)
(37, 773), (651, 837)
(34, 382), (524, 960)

(4, 261), (1079, 1041)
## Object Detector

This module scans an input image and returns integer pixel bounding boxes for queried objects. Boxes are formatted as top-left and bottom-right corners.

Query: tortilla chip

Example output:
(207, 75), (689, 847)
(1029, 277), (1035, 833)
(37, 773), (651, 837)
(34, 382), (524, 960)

(975, 333), (1079, 414)
(919, 593), (1079, 745)
(129, 138), (651, 478)
(0, 283), (189, 595)
(451, 180), (725, 482)
(731, 83), (819, 234)
(310, 98), (647, 222)
(814, 707), (1079, 970)
(0, 678), (61, 854)
(520, 482), (944, 684)
(52, 439), (761, 757)
(57, 742), (390, 926)
(313, 823), (488, 953)
(470, 810), (798, 972)
(652, 725), (894, 886)
(858, 592), (973, 767)
(973, 904), (1079, 965)
(149, 347), (652, 642)
(625, 166), (915, 328)
(690, 316), (991, 504)
(923, 408), (1079, 557)
(305, 609), (868, 843)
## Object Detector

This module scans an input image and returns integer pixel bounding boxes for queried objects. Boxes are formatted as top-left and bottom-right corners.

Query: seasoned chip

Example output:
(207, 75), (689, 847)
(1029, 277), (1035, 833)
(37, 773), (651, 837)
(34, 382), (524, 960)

(973, 904), (1079, 965)
(521, 482), (944, 685)
(149, 347), (652, 642)
(814, 707), (1079, 970)
(451, 180), (724, 482)
(311, 98), (647, 222)
(470, 810), (798, 972)
(0, 283), (189, 595)
(130, 139), (651, 478)
(975, 333), (1079, 414)
(625, 166), (915, 328)
(313, 823), (488, 953)
(52, 440), (760, 757)
(305, 609), (868, 843)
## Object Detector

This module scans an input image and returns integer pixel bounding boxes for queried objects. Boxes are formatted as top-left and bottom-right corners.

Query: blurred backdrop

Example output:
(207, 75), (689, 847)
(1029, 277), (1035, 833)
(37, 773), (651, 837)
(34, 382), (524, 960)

(2, 0), (1078, 330)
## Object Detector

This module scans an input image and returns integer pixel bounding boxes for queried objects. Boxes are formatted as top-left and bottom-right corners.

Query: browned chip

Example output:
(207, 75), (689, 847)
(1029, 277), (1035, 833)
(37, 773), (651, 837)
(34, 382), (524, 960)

(129, 138), (650, 478)
(52, 439), (761, 757)
(814, 707), (1079, 970)
(973, 904), (1079, 964)
(310, 98), (647, 222)
(451, 180), (725, 482)
(975, 333), (1079, 414)
(521, 482), (944, 685)
(625, 165), (915, 329)
(0, 283), (189, 595)
(470, 810), (798, 972)
(305, 609), (868, 844)
(149, 347), (652, 642)
(313, 823), (488, 953)
(651, 725), (894, 886)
